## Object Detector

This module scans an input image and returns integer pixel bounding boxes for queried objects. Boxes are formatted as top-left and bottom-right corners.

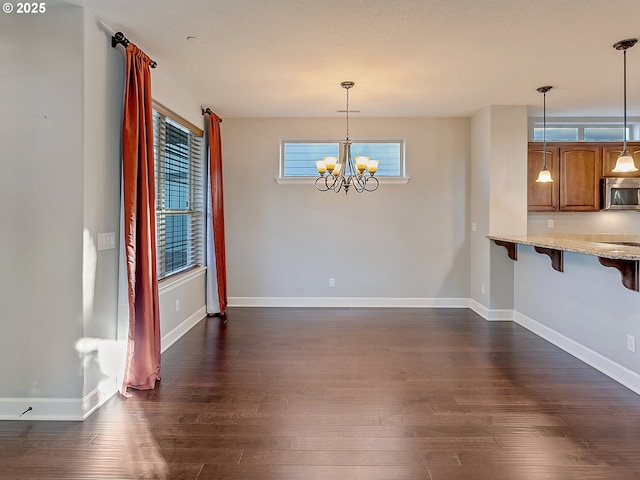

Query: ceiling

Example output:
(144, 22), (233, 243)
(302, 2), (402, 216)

(66, 0), (640, 119)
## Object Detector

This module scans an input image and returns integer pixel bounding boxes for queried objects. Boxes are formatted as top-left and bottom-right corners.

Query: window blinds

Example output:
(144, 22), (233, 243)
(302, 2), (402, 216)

(153, 110), (204, 279)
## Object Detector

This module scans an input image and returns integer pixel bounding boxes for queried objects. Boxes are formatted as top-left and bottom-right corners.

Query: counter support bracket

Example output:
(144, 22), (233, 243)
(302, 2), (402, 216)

(598, 257), (639, 292)
(493, 240), (517, 261)
(534, 247), (564, 272)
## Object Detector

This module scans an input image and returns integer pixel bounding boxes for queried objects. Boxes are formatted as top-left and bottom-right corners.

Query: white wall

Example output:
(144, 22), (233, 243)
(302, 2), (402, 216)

(80, 8), (125, 413)
(488, 107), (528, 236)
(0, 6), (86, 414)
(470, 108), (492, 309)
(153, 68), (203, 129)
(150, 38), (207, 360)
(222, 117), (470, 305)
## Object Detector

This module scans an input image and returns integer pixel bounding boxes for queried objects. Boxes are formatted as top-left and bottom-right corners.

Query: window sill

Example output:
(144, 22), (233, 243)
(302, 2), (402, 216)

(274, 176), (411, 185)
(158, 265), (206, 294)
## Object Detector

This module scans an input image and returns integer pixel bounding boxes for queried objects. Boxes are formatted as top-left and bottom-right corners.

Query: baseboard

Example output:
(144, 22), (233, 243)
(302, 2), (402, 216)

(0, 397), (85, 421)
(228, 297), (469, 308)
(229, 297), (515, 321)
(514, 311), (640, 396)
(0, 379), (121, 421)
(468, 299), (514, 321)
(161, 305), (207, 353)
(82, 378), (118, 420)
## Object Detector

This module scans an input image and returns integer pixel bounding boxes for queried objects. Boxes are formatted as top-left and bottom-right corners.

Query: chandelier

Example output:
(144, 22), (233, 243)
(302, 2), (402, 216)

(314, 81), (379, 194)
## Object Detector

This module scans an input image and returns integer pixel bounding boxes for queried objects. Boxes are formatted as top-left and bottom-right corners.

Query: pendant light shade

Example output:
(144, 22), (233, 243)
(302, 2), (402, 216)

(535, 168), (553, 183)
(612, 38), (638, 173)
(612, 152), (637, 173)
(536, 86), (554, 183)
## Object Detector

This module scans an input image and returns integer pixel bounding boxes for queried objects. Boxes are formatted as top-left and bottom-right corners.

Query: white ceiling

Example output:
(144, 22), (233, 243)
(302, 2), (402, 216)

(68, 0), (640, 119)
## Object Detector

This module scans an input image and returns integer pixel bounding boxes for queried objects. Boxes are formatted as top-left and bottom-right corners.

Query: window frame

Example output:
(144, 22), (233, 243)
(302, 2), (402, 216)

(277, 138), (410, 185)
(152, 102), (205, 281)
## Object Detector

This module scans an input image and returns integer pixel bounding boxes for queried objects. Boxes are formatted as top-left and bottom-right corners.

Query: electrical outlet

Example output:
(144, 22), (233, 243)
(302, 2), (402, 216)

(547, 219), (554, 228)
(329, 278), (335, 288)
(175, 300), (180, 312)
(471, 222), (477, 232)
(481, 284), (486, 295)
(627, 335), (636, 353)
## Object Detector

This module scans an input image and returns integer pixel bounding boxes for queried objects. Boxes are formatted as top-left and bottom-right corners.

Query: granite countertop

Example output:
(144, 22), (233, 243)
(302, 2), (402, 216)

(487, 233), (640, 261)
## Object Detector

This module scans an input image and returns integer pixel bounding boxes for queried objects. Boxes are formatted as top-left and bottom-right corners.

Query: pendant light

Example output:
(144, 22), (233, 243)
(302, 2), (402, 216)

(612, 38), (638, 173)
(536, 86), (553, 183)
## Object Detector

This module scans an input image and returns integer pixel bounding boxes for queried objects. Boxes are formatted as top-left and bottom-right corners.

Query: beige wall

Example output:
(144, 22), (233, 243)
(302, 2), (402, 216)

(528, 211), (640, 234)
(221, 117), (471, 303)
(470, 106), (528, 315)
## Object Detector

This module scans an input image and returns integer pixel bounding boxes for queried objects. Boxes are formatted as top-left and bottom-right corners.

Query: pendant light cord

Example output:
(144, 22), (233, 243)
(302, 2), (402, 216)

(623, 48), (628, 151)
(542, 90), (547, 169)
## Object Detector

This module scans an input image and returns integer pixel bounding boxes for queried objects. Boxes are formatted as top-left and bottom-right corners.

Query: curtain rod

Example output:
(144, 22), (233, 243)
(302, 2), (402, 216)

(202, 108), (222, 123)
(111, 31), (157, 68)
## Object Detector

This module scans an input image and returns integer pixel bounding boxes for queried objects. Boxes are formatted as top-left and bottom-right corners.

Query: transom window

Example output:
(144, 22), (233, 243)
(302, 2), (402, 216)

(153, 108), (204, 280)
(281, 140), (405, 177)
(531, 121), (640, 142)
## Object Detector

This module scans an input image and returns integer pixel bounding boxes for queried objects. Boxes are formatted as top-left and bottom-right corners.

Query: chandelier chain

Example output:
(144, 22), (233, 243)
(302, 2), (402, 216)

(345, 87), (350, 140)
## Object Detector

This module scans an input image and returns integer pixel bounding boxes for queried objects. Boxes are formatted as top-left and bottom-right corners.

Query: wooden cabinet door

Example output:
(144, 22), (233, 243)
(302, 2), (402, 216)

(559, 146), (601, 211)
(528, 144), (559, 211)
(602, 142), (640, 177)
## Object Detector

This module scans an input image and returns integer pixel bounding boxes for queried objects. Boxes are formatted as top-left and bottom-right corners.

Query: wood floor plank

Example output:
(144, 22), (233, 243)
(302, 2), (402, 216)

(3, 307), (640, 480)
(239, 448), (460, 466)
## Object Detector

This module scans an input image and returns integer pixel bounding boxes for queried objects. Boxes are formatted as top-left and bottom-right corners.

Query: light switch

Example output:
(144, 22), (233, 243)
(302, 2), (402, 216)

(97, 232), (116, 251)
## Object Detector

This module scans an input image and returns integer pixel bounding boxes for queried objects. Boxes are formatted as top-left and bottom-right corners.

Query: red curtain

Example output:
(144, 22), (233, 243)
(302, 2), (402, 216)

(121, 44), (161, 393)
(207, 112), (228, 315)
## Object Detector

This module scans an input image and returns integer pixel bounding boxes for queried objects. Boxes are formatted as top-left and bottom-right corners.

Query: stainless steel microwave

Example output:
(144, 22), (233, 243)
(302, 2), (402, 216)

(603, 177), (640, 210)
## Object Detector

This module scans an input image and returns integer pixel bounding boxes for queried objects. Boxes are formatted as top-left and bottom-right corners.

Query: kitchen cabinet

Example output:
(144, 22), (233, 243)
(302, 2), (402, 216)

(528, 143), (601, 212)
(602, 142), (640, 177)
(559, 145), (601, 211)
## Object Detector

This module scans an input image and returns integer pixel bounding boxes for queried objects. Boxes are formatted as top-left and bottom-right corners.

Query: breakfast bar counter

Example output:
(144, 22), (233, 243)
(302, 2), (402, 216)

(487, 233), (640, 291)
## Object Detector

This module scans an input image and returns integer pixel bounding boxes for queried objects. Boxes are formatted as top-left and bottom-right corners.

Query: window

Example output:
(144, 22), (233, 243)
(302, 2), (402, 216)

(282, 142), (339, 176)
(583, 127), (627, 141)
(531, 122), (638, 142)
(280, 140), (405, 178)
(532, 127), (578, 141)
(153, 108), (204, 280)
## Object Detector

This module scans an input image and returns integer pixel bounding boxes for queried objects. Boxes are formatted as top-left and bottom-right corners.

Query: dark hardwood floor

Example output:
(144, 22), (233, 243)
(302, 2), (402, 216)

(2, 307), (640, 479)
